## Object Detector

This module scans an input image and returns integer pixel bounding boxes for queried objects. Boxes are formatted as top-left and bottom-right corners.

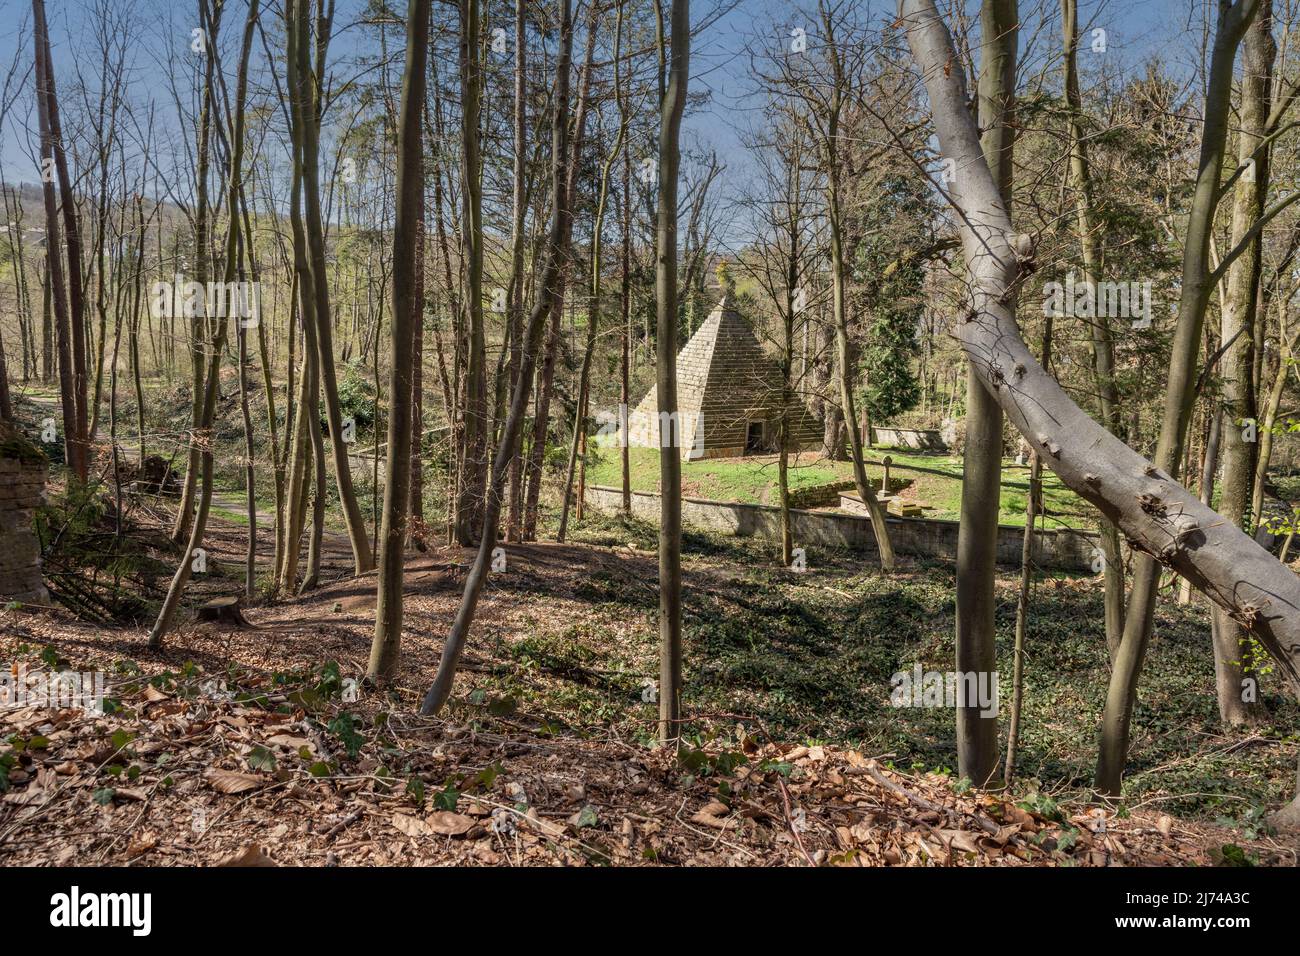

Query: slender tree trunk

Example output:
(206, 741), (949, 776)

(291, 0), (373, 574)
(620, 124), (632, 514)
(409, 217), (425, 544)
(1095, 0), (1260, 796)
(1004, 451), (1039, 786)
(1062, 0), (1124, 658)
(367, 0), (432, 681)
(1212, 0), (1273, 726)
(1006, 318), (1051, 785)
(1252, 306), (1296, 525)
(149, 0), (258, 647)
(654, 0), (690, 747)
(506, 0), (528, 541)
(454, 0), (488, 547)
(419, 0), (576, 712)
(954, 0), (1017, 788)
(559, 22), (627, 540)
(31, 0), (84, 482)
(174, 0), (220, 539)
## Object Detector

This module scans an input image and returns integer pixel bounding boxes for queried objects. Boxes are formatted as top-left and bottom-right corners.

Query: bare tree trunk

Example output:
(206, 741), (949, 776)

(291, 0), (373, 574)
(954, 0), (1017, 788)
(816, 12), (896, 571)
(237, 233), (257, 599)
(506, 0), (529, 541)
(620, 124), (633, 514)
(1062, 0), (1124, 658)
(420, 0), (576, 713)
(654, 0), (690, 747)
(454, 0), (488, 547)
(1004, 451), (1039, 786)
(367, 0), (432, 682)
(174, 0), (220, 539)
(1252, 303), (1296, 525)
(31, 0), (87, 483)
(1005, 316), (1051, 785)
(149, 0), (258, 647)
(1095, 0), (1260, 796)
(1212, 0), (1273, 727)
(409, 218), (426, 545)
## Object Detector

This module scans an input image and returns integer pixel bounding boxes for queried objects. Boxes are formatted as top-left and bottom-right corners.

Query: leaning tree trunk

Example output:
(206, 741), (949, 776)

(901, 0), (1300, 819)
(420, 0), (577, 713)
(1094, 0), (1261, 796)
(149, 0), (258, 647)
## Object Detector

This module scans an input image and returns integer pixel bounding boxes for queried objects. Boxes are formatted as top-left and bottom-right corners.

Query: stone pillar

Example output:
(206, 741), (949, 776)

(0, 422), (50, 606)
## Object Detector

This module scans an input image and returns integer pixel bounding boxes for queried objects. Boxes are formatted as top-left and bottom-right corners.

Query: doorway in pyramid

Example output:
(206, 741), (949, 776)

(627, 297), (823, 460)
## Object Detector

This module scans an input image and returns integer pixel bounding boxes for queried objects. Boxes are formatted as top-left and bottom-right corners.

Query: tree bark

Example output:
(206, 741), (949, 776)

(31, 0), (87, 483)
(1062, 0), (1124, 658)
(1211, 0), (1273, 727)
(1095, 0), (1261, 796)
(454, 0), (488, 547)
(420, 0), (576, 713)
(901, 0), (1300, 803)
(367, 0), (432, 682)
(954, 0), (1016, 788)
(654, 0), (690, 747)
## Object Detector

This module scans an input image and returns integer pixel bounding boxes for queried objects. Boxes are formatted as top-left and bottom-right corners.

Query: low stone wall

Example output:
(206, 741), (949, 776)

(584, 484), (1098, 572)
(871, 427), (947, 451)
(0, 424), (50, 605)
(787, 479), (856, 509)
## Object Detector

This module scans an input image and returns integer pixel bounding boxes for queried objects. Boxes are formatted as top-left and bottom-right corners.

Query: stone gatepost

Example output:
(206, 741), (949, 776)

(0, 422), (50, 606)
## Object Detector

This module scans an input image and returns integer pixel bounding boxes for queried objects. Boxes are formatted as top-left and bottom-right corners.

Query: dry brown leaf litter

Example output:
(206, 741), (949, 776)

(1, 643), (1293, 867)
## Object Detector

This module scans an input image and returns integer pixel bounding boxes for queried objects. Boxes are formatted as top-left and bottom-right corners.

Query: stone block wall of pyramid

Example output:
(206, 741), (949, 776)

(627, 298), (822, 460)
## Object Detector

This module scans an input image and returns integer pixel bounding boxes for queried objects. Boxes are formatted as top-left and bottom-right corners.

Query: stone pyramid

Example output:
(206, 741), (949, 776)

(627, 297), (822, 460)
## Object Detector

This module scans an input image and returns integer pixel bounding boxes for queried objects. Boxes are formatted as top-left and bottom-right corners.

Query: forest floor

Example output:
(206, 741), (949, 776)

(4, 493), (1300, 866)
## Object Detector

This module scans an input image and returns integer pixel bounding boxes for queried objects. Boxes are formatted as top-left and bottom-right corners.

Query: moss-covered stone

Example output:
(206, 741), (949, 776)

(0, 421), (48, 466)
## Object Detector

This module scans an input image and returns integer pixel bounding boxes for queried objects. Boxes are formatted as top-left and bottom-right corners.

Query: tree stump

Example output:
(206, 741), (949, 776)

(196, 597), (251, 628)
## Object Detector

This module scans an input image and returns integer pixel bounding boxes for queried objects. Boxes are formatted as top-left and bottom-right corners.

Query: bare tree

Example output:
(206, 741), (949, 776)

(900, 0), (1300, 823)
(367, 0), (432, 682)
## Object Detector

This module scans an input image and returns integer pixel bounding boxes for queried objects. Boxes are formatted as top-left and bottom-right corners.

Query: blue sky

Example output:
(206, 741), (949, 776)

(0, 0), (1205, 207)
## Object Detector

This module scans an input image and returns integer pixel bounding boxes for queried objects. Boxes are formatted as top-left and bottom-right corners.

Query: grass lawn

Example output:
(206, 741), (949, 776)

(586, 444), (1092, 529)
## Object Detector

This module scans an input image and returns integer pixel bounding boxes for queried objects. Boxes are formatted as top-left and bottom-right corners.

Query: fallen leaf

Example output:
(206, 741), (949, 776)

(204, 769), (264, 794)
(427, 811), (476, 836)
(391, 812), (433, 837)
(690, 800), (731, 829)
(216, 845), (278, 867)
